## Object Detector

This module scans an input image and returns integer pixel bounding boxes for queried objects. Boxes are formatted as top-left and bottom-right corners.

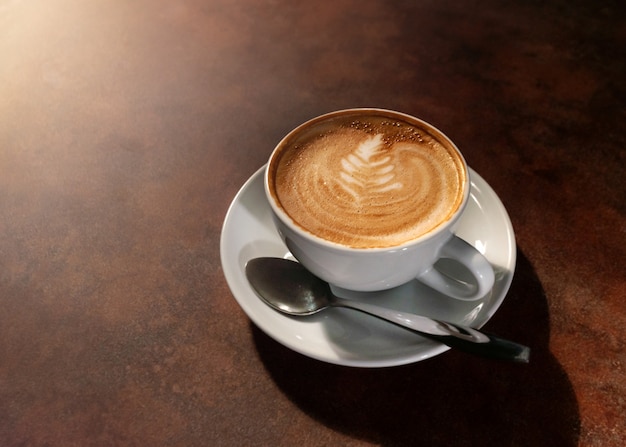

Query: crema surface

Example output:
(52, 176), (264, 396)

(269, 113), (466, 248)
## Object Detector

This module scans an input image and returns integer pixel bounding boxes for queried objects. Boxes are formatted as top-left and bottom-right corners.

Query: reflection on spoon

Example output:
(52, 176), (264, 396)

(246, 257), (530, 363)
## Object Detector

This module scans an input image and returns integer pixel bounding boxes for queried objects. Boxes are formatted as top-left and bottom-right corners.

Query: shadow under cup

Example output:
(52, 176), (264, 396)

(265, 108), (494, 296)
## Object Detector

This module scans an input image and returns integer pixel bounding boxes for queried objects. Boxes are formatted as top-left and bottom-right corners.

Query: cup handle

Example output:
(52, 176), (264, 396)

(417, 236), (495, 301)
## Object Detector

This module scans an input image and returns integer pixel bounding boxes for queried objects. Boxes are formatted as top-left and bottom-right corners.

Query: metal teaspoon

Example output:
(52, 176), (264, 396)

(245, 257), (530, 363)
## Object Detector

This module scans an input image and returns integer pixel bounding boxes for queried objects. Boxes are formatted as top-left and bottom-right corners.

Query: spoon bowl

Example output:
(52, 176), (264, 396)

(246, 257), (530, 363)
(247, 256), (332, 315)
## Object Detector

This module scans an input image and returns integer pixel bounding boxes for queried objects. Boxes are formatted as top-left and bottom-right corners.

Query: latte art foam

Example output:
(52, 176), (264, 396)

(269, 113), (466, 249)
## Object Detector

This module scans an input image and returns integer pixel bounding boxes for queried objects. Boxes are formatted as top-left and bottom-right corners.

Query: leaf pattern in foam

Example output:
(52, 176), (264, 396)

(338, 134), (402, 199)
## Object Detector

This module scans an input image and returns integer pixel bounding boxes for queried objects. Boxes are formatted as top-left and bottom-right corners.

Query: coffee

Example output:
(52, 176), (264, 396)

(268, 110), (466, 249)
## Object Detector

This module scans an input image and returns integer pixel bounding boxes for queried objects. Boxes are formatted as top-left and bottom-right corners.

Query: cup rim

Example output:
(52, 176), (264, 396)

(265, 108), (470, 253)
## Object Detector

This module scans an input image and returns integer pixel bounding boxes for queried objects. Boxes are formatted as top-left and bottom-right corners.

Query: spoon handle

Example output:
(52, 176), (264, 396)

(332, 297), (530, 363)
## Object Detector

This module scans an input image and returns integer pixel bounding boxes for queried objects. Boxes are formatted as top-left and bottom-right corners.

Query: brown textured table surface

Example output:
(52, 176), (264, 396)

(1, 1), (624, 446)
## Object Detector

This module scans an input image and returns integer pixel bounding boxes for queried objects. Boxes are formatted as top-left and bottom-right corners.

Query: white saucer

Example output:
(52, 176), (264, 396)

(220, 166), (516, 367)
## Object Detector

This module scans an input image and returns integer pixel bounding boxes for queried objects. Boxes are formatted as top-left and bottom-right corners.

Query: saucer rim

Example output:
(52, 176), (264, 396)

(220, 165), (516, 367)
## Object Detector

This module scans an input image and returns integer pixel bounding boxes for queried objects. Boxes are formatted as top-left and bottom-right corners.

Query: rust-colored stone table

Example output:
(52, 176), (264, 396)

(1, 1), (624, 445)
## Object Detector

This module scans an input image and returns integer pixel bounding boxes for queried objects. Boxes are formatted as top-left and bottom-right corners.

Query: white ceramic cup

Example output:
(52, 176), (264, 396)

(265, 109), (494, 299)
